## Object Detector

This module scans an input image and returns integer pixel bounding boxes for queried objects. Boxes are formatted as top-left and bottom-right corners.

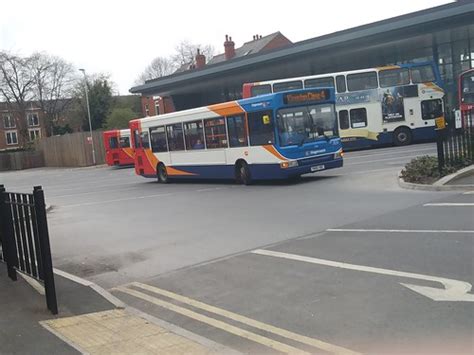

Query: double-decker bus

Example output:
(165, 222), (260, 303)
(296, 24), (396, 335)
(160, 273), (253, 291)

(129, 88), (343, 184)
(243, 62), (444, 149)
(103, 129), (134, 166)
(459, 69), (474, 113)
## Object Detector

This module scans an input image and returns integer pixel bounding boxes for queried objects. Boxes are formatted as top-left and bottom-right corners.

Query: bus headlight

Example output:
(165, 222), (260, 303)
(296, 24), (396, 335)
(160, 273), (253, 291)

(280, 161), (298, 169)
(334, 150), (344, 159)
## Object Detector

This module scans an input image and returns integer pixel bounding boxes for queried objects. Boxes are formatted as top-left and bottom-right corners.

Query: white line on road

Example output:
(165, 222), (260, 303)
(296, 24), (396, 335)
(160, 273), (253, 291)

(62, 193), (175, 208)
(423, 203), (474, 207)
(326, 228), (474, 234)
(345, 147), (435, 160)
(463, 191), (474, 195)
(345, 154), (434, 166)
(251, 249), (474, 302)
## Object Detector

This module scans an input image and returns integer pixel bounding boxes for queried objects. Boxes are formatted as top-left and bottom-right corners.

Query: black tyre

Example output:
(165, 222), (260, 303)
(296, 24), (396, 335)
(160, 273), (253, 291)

(157, 163), (168, 183)
(393, 127), (412, 146)
(236, 161), (252, 185)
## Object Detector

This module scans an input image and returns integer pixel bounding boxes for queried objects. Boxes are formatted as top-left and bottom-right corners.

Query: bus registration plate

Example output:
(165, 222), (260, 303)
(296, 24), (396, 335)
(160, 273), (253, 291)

(311, 165), (325, 172)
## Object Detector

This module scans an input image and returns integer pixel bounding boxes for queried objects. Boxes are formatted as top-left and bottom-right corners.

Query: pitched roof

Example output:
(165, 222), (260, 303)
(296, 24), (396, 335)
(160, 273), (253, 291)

(207, 32), (289, 65)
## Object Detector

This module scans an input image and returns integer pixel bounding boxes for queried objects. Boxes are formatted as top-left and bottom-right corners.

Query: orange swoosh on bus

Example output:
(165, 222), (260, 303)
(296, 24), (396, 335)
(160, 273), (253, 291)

(166, 167), (197, 176)
(376, 65), (401, 71)
(423, 82), (444, 93)
(208, 101), (245, 116)
(122, 148), (134, 159)
(263, 145), (287, 161)
(144, 149), (159, 172)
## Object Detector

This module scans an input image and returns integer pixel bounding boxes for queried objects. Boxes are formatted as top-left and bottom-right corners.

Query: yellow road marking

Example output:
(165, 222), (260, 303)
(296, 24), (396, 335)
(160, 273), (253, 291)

(129, 282), (360, 355)
(115, 286), (309, 354)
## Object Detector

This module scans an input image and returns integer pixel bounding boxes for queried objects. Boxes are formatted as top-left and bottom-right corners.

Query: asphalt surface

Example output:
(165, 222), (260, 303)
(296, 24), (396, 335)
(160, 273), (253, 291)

(1, 142), (473, 354)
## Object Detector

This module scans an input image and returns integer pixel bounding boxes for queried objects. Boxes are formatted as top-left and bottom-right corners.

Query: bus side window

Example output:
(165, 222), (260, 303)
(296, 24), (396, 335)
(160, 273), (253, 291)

(150, 126), (168, 152)
(204, 117), (227, 149)
(184, 120), (205, 150)
(251, 84), (272, 97)
(338, 110), (349, 130)
(421, 99), (443, 120)
(167, 123), (185, 151)
(248, 110), (274, 146)
(350, 108), (368, 128)
(227, 115), (248, 147)
(140, 131), (150, 149)
(336, 75), (346, 93)
(133, 130), (141, 149)
(273, 81), (303, 93)
(109, 137), (118, 149)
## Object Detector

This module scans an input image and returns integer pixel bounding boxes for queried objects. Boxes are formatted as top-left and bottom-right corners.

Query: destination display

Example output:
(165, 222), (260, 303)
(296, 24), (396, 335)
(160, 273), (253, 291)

(283, 89), (330, 105)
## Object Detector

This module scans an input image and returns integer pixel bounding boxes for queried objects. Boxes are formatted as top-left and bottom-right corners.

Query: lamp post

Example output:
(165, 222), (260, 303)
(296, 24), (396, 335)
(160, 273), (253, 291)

(78, 68), (96, 165)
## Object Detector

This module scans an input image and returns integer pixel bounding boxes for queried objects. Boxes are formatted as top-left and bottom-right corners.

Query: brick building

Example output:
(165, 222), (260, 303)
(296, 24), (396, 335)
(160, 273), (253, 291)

(139, 32), (292, 117)
(0, 102), (46, 150)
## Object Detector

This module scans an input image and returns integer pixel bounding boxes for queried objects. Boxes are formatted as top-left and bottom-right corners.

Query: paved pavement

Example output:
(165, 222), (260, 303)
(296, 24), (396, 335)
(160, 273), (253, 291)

(1, 142), (473, 354)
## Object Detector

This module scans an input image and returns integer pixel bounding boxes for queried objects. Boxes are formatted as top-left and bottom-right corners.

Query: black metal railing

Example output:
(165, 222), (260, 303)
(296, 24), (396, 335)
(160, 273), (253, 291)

(0, 185), (58, 314)
(437, 109), (474, 174)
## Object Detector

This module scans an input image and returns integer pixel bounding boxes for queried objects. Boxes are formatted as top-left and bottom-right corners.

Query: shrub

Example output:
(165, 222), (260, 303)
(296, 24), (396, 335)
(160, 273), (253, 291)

(401, 155), (472, 184)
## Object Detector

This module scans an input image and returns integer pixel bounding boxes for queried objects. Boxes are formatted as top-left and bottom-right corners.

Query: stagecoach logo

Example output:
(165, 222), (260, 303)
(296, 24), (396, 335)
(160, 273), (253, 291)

(306, 149), (326, 156)
(251, 101), (271, 108)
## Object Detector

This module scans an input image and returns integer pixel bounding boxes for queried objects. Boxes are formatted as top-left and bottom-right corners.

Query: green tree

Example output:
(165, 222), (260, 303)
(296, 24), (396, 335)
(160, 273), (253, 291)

(74, 74), (113, 131)
(105, 108), (136, 129)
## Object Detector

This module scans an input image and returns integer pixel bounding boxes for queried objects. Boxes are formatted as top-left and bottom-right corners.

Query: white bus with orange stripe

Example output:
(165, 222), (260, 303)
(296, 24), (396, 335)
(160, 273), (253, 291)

(243, 62), (445, 149)
(129, 88), (343, 184)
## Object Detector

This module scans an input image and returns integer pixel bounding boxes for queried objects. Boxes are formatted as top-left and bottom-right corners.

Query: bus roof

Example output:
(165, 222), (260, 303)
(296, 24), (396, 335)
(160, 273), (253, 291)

(247, 61), (437, 86)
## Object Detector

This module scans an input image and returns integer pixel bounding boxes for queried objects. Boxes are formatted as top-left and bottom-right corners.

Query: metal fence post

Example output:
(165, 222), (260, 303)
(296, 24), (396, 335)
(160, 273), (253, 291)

(0, 185), (18, 281)
(436, 129), (445, 176)
(33, 186), (58, 315)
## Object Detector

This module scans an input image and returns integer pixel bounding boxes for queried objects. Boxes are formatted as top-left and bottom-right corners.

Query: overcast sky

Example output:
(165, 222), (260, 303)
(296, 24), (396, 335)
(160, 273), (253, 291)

(1, 0), (452, 94)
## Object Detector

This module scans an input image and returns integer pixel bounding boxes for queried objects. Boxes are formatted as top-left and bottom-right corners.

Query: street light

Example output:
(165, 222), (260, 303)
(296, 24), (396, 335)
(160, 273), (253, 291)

(78, 68), (96, 165)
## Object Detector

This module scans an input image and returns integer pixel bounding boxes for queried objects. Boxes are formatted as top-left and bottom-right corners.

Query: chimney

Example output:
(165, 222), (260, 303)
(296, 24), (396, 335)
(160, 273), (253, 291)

(195, 48), (206, 69)
(224, 34), (235, 60)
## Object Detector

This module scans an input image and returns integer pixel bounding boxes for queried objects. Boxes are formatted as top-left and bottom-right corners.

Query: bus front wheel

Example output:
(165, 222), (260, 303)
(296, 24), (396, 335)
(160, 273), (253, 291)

(157, 163), (169, 183)
(393, 127), (412, 146)
(236, 161), (252, 185)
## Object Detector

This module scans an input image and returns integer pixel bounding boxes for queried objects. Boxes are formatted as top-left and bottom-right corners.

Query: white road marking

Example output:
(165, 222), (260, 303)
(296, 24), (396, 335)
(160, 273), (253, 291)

(196, 187), (224, 192)
(345, 147), (435, 160)
(463, 191), (474, 195)
(61, 193), (175, 208)
(423, 203), (474, 207)
(345, 154), (434, 166)
(252, 249), (474, 302)
(129, 282), (359, 355)
(326, 228), (474, 234)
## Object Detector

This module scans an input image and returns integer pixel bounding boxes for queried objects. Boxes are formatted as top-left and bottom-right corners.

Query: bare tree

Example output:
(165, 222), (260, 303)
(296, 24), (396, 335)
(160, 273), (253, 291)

(172, 40), (214, 67)
(31, 53), (77, 136)
(0, 51), (36, 145)
(136, 56), (176, 84)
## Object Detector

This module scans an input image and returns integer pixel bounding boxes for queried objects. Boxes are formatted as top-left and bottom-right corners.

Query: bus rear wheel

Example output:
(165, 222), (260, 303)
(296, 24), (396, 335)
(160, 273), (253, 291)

(236, 161), (252, 185)
(157, 163), (168, 183)
(393, 127), (412, 146)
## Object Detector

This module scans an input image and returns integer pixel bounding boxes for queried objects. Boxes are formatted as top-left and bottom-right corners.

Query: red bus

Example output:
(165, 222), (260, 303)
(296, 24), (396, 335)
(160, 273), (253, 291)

(103, 129), (134, 166)
(459, 69), (474, 113)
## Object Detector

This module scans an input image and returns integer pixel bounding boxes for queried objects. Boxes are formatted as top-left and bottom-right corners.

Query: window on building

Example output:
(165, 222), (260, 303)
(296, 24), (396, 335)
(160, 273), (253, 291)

(28, 128), (41, 141)
(140, 131), (150, 149)
(227, 115), (248, 147)
(184, 120), (205, 150)
(411, 65), (436, 83)
(248, 110), (274, 146)
(273, 81), (303, 93)
(347, 72), (378, 91)
(379, 68), (410, 87)
(27, 113), (39, 127)
(109, 137), (119, 149)
(145, 104), (150, 116)
(5, 130), (18, 145)
(119, 136), (130, 148)
(336, 75), (346, 93)
(150, 126), (168, 152)
(305, 77), (335, 89)
(421, 99), (443, 120)
(251, 84), (272, 97)
(350, 108), (368, 128)
(3, 114), (15, 128)
(204, 118), (227, 149)
(154, 101), (160, 115)
(166, 123), (185, 151)
(338, 110), (350, 130)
